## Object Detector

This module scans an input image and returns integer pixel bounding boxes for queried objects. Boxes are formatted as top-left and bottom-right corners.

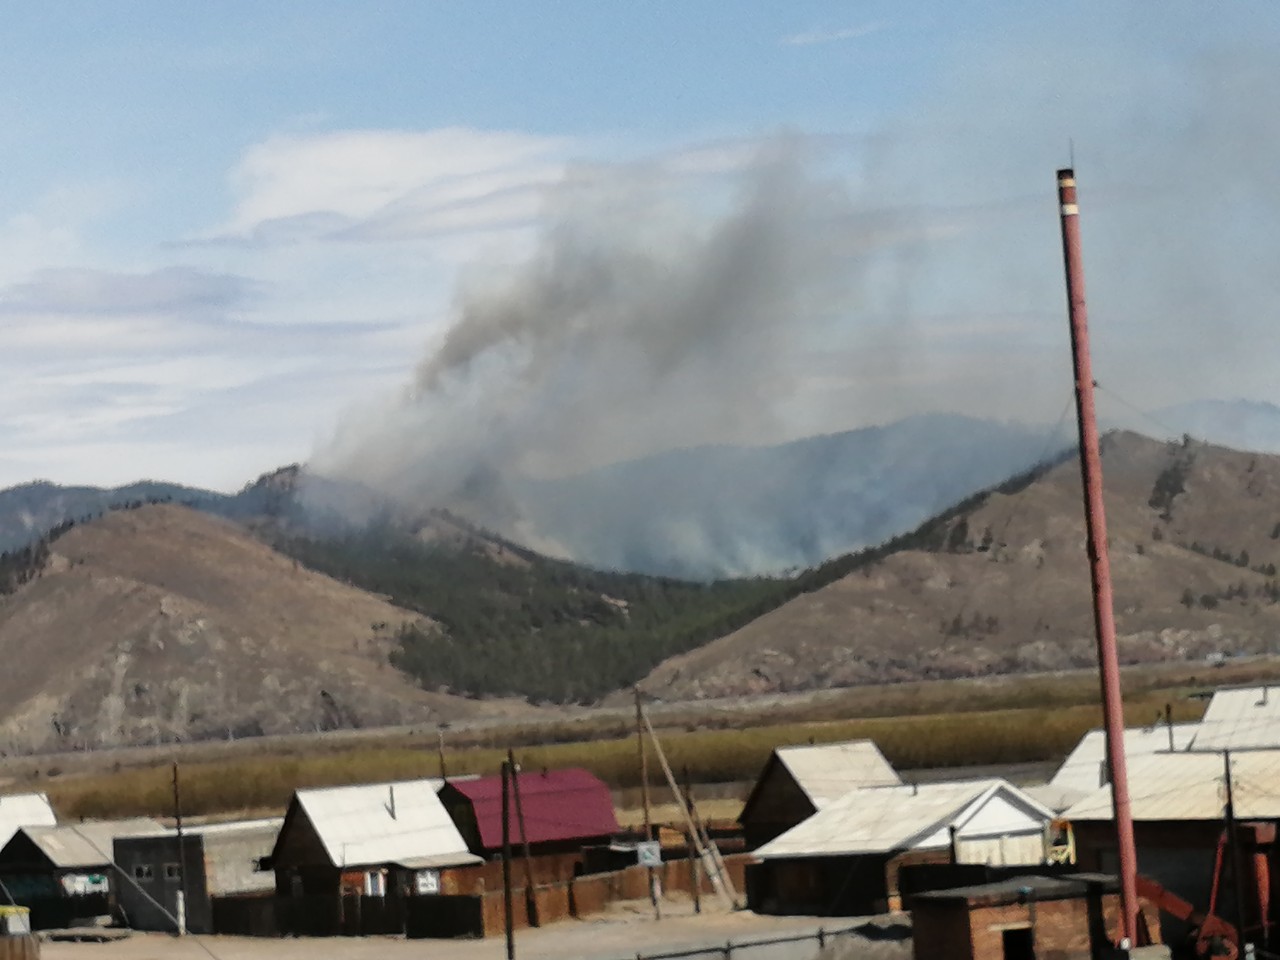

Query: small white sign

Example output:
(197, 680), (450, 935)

(636, 841), (662, 868)
(415, 869), (441, 895)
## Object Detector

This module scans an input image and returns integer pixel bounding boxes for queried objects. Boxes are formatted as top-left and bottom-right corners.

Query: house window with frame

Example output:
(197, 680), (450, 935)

(133, 864), (154, 882)
(164, 863), (182, 882)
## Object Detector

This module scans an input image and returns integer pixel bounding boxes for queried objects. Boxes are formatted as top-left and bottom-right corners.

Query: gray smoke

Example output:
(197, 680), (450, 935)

(311, 140), (918, 552)
(313, 31), (1280, 576)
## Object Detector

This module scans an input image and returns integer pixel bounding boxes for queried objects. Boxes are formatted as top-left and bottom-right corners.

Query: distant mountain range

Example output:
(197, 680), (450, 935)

(638, 429), (1280, 699)
(3, 398), (1280, 579)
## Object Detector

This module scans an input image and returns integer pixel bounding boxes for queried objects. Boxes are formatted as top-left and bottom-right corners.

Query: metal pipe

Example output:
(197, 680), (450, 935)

(1056, 167), (1140, 945)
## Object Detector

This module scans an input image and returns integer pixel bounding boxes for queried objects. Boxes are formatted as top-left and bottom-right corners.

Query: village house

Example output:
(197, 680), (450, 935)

(438, 767), (619, 876)
(0, 795), (55, 851)
(0, 818), (160, 929)
(738, 739), (902, 850)
(1186, 684), (1280, 751)
(1029, 724), (1198, 813)
(112, 818), (281, 934)
(1064, 749), (1280, 945)
(272, 778), (479, 898)
(750, 779), (1053, 916)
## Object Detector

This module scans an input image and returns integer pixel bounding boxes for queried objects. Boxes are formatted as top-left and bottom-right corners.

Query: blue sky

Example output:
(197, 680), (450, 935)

(1, 2), (1278, 491)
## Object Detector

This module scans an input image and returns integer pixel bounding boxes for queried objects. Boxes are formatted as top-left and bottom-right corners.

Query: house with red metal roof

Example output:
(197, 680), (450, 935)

(438, 768), (620, 859)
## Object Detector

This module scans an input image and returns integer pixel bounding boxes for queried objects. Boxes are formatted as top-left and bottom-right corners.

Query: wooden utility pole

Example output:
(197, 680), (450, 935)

(501, 757), (515, 960)
(635, 687), (659, 918)
(437, 727), (448, 780)
(684, 765), (701, 915)
(1224, 751), (1249, 945)
(171, 762), (188, 936)
(1165, 703), (1175, 752)
(509, 750), (539, 928)
(638, 706), (736, 908)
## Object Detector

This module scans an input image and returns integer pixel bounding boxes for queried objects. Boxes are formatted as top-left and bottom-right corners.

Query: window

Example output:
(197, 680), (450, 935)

(253, 856), (272, 873)
(164, 863), (181, 882)
(133, 864), (154, 882)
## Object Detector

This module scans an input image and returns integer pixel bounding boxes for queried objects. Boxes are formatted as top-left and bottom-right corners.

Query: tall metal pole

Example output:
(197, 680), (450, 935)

(1057, 167), (1140, 945)
(509, 749), (539, 928)
(501, 757), (515, 960)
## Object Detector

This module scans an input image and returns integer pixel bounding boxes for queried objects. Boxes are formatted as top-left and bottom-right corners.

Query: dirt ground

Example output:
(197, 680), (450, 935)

(38, 899), (896, 960)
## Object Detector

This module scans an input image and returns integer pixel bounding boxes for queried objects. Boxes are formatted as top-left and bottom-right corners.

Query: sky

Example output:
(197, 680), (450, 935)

(2, 1), (1279, 492)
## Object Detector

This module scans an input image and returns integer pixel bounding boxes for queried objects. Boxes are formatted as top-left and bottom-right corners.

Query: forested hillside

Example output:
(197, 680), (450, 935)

(272, 522), (787, 702)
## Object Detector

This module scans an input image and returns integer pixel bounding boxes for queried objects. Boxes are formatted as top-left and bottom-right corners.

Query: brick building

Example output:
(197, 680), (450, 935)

(911, 874), (1165, 960)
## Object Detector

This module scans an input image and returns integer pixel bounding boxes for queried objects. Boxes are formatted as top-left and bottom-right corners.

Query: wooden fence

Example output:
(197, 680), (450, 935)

(213, 853), (754, 940)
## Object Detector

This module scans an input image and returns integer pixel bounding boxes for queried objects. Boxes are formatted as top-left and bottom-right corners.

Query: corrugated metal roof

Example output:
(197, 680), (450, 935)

(294, 778), (478, 870)
(755, 779), (1052, 859)
(774, 740), (903, 808)
(1188, 685), (1280, 751)
(1047, 724), (1198, 798)
(0, 794), (56, 850)
(17, 819), (163, 869)
(1065, 750), (1280, 822)
(446, 768), (619, 850)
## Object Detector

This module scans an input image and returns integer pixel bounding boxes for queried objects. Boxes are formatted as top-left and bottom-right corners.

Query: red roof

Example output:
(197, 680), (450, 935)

(447, 768), (619, 850)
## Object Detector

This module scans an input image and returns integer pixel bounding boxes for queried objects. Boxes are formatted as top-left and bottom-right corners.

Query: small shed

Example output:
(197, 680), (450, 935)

(113, 818), (281, 934)
(0, 818), (161, 929)
(738, 740), (901, 849)
(272, 778), (480, 904)
(911, 873), (1164, 960)
(439, 768), (620, 865)
(0, 795), (56, 851)
(1029, 724), (1197, 812)
(751, 779), (1052, 916)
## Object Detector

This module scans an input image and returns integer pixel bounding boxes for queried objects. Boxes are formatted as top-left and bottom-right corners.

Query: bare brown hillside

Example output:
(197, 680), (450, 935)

(0, 505), (533, 753)
(638, 432), (1280, 699)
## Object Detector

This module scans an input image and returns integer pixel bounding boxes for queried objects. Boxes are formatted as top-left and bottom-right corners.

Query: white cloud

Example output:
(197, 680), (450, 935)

(781, 22), (887, 47)
(209, 128), (571, 243)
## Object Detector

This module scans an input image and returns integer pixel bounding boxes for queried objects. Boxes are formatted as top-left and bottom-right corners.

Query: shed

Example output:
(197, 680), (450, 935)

(738, 740), (902, 850)
(0, 818), (160, 929)
(1188, 684), (1280, 751)
(911, 873), (1164, 960)
(0, 795), (55, 851)
(272, 778), (479, 904)
(113, 818), (281, 934)
(1029, 724), (1198, 812)
(751, 779), (1052, 916)
(438, 768), (620, 861)
(1064, 749), (1280, 943)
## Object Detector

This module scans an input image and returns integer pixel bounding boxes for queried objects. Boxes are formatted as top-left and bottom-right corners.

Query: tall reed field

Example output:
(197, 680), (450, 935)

(46, 692), (1204, 820)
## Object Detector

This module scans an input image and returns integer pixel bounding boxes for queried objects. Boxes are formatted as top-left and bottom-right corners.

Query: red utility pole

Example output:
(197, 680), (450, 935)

(1056, 167), (1140, 946)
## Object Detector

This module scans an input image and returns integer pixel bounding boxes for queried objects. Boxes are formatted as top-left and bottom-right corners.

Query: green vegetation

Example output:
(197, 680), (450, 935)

(274, 521), (789, 702)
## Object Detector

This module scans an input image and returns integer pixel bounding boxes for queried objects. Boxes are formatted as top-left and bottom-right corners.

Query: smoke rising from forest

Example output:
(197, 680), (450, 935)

(311, 37), (1280, 576)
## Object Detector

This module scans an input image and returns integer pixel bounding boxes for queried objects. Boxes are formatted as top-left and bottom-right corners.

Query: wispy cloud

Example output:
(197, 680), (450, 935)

(781, 22), (887, 47)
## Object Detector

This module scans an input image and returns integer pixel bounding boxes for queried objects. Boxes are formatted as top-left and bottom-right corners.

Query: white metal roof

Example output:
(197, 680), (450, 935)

(755, 778), (1052, 859)
(14, 819), (163, 869)
(0, 793), (56, 850)
(293, 778), (478, 870)
(121, 817), (283, 840)
(1046, 724), (1198, 800)
(774, 740), (902, 808)
(1188, 686), (1280, 752)
(1065, 750), (1280, 822)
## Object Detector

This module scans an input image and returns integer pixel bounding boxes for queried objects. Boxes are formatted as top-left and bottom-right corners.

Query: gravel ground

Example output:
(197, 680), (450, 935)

(38, 900), (910, 960)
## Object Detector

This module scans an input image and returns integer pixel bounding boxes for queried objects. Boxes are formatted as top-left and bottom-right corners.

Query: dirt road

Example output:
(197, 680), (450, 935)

(40, 900), (903, 960)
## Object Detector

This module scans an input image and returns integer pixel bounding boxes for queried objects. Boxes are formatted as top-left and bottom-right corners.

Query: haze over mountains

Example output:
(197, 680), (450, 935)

(3, 398), (1277, 580)
(639, 430), (1280, 699)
